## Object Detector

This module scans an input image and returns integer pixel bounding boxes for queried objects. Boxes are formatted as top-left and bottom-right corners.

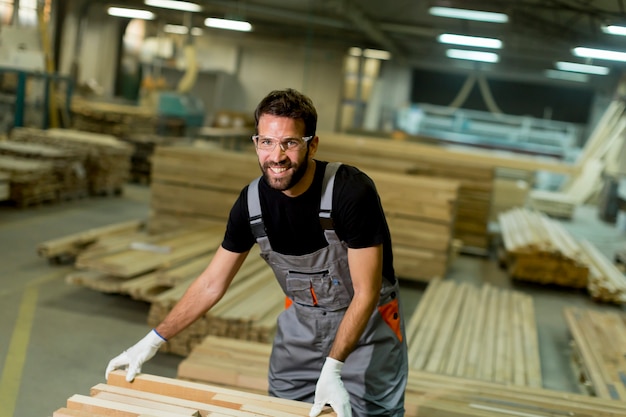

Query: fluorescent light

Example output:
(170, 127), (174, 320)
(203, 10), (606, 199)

(348, 47), (362, 57)
(555, 61), (609, 75)
(429, 7), (508, 23)
(545, 69), (589, 83)
(602, 25), (626, 36)
(446, 49), (499, 63)
(164, 24), (203, 36)
(438, 33), (502, 49)
(205, 17), (252, 32)
(107, 7), (155, 20)
(145, 0), (201, 12)
(573, 46), (626, 62)
(363, 49), (391, 60)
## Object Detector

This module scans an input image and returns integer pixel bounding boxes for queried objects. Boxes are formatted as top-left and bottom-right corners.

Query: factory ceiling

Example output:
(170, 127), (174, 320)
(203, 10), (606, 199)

(109, 0), (626, 90)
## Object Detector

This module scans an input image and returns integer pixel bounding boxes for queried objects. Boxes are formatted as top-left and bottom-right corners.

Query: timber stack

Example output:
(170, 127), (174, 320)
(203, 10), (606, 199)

(10, 127), (132, 195)
(52, 370), (333, 417)
(405, 278), (542, 387)
(150, 144), (460, 282)
(564, 306), (626, 400)
(498, 207), (589, 288)
(175, 335), (626, 417)
(0, 154), (58, 207)
(0, 140), (88, 201)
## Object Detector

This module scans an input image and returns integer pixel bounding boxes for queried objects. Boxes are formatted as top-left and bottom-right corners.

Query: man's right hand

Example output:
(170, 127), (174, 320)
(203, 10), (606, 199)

(105, 329), (166, 382)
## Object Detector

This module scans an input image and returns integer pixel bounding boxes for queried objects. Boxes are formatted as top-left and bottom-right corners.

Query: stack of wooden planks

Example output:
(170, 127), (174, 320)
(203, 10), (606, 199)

(578, 239), (626, 304)
(10, 127), (133, 195)
(120, 134), (189, 184)
(151, 144), (461, 282)
(405, 278), (542, 387)
(316, 133), (495, 253)
(0, 140), (88, 200)
(0, 154), (58, 207)
(147, 245), (282, 355)
(57, 219), (281, 355)
(175, 335), (626, 417)
(498, 207), (589, 288)
(52, 370), (334, 417)
(70, 97), (159, 137)
(529, 99), (626, 219)
(499, 207), (626, 303)
(0, 171), (8, 200)
(564, 307), (626, 400)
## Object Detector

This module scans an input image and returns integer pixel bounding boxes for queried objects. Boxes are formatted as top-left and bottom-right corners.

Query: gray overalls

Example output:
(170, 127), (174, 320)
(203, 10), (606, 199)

(247, 162), (408, 416)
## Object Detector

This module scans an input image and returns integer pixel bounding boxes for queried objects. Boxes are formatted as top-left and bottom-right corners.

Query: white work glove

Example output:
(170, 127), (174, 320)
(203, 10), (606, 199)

(105, 329), (166, 382)
(309, 357), (352, 417)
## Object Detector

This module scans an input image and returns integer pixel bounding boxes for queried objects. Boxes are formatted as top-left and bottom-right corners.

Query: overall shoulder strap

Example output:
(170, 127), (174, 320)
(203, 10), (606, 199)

(247, 177), (272, 252)
(320, 162), (341, 231)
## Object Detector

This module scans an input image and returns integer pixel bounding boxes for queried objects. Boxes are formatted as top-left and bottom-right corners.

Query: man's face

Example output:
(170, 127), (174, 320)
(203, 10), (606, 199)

(255, 114), (316, 193)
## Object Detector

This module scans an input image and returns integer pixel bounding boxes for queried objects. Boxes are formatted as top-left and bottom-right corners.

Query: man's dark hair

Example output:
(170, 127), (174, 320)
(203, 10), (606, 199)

(254, 88), (317, 137)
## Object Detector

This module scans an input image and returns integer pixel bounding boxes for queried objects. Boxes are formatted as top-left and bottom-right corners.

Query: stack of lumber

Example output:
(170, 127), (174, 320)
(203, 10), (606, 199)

(564, 307), (626, 400)
(37, 219), (145, 264)
(367, 171), (459, 281)
(176, 335), (626, 417)
(70, 97), (158, 137)
(498, 207), (589, 288)
(316, 133), (495, 252)
(10, 127), (132, 195)
(405, 278), (542, 387)
(529, 99), (626, 218)
(0, 154), (58, 207)
(578, 239), (626, 304)
(147, 245), (282, 355)
(0, 140), (88, 200)
(120, 134), (188, 184)
(151, 144), (461, 282)
(52, 370), (333, 417)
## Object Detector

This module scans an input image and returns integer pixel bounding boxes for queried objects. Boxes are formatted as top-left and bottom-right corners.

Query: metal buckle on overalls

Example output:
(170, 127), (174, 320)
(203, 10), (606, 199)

(249, 215), (267, 237)
(319, 210), (334, 230)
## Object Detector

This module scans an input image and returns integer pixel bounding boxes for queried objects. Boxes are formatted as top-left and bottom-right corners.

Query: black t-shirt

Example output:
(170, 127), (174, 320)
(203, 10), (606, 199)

(222, 160), (396, 282)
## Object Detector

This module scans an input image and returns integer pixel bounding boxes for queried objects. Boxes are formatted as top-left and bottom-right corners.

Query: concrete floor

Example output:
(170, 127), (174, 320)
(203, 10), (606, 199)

(1, 184), (625, 417)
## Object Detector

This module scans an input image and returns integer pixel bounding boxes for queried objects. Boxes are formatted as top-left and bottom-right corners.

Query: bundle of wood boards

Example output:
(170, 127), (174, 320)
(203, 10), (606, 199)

(70, 97), (158, 137)
(147, 246), (282, 355)
(529, 99), (626, 219)
(0, 171), (8, 200)
(405, 278), (542, 387)
(175, 335), (626, 417)
(151, 145), (460, 281)
(498, 207), (589, 288)
(120, 134), (188, 184)
(564, 307), (626, 400)
(0, 139), (88, 200)
(52, 370), (332, 417)
(499, 207), (626, 303)
(0, 154), (58, 207)
(10, 127), (132, 195)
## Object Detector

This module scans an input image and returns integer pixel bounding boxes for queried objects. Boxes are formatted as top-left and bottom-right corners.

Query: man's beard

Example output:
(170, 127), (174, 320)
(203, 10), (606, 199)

(261, 149), (309, 191)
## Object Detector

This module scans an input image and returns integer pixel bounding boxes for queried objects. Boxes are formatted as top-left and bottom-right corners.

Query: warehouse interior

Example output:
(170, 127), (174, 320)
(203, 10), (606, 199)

(1, 1), (626, 417)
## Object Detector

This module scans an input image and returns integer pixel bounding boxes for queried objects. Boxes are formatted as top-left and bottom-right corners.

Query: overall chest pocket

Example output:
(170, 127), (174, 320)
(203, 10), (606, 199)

(286, 270), (352, 310)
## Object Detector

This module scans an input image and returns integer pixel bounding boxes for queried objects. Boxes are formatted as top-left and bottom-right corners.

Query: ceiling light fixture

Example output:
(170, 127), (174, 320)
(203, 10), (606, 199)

(144, 0), (202, 12)
(438, 33), (502, 49)
(363, 49), (391, 60)
(429, 7), (508, 23)
(107, 7), (155, 20)
(164, 24), (203, 36)
(602, 25), (626, 36)
(573, 46), (626, 62)
(555, 61), (609, 75)
(446, 49), (499, 63)
(348, 47), (362, 57)
(205, 17), (252, 32)
(544, 69), (589, 83)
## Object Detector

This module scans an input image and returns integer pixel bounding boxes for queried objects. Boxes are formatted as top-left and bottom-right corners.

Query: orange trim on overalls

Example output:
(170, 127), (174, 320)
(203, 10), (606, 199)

(377, 298), (403, 342)
(285, 297), (293, 309)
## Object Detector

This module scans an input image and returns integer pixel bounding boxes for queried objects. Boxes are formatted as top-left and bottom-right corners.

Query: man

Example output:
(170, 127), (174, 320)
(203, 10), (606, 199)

(106, 88), (408, 417)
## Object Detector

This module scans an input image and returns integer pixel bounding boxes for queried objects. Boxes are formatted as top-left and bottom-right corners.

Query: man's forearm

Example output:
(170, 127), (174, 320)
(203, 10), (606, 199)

(328, 291), (378, 361)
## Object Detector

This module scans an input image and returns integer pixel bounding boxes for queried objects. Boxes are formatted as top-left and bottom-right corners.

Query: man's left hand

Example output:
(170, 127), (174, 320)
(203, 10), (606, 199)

(309, 357), (352, 417)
